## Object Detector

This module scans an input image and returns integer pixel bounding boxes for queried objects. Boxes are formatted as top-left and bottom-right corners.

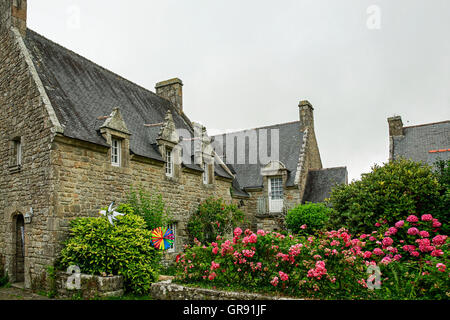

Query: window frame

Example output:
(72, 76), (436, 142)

(167, 223), (176, 252)
(111, 138), (121, 167)
(202, 162), (209, 184)
(165, 148), (174, 177)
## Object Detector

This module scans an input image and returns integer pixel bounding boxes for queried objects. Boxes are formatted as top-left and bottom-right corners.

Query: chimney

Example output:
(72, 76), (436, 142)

(155, 78), (183, 113)
(1, 0), (27, 35)
(299, 100), (314, 132)
(387, 116), (404, 136)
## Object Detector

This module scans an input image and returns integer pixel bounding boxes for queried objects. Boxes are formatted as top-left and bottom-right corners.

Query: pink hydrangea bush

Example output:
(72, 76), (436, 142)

(175, 214), (448, 299)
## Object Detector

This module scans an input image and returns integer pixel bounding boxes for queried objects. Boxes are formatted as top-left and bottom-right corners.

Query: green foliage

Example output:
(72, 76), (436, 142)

(286, 203), (332, 234)
(46, 266), (57, 298)
(431, 160), (450, 235)
(59, 214), (161, 295)
(187, 197), (245, 244)
(327, 159), (442, 234)
(0, 268), (8, 288)
(125, 186), (171, 231)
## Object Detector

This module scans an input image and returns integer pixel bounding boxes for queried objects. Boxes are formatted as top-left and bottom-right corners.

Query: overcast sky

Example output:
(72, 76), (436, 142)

(27, 0), (450, 181)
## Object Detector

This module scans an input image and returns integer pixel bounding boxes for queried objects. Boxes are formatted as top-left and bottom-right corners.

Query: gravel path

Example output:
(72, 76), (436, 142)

(0, 286), (51, 300)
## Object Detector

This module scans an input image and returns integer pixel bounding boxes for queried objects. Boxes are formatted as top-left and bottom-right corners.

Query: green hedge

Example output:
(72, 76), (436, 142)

(59, 214), (161, 294)
(327, 159), (442, 234)
(286, 203), (332, 234)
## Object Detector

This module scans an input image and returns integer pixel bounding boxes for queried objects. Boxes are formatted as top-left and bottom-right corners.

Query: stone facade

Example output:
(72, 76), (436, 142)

(0, 24), (57, 287)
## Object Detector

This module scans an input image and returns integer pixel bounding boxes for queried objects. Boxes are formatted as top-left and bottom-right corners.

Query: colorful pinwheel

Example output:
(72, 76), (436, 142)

(151, 226), (175, 250)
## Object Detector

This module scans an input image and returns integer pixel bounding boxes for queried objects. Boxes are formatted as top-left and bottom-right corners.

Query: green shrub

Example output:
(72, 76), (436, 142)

(0, 267), (8, 288)
(125, 186), (171, 231)
(432, 160), (450, 235)
(286, 203), (332, 234)
(327, 159), (442, 234)
(59, 214), (161, 295)
(187, 197), (245, 244)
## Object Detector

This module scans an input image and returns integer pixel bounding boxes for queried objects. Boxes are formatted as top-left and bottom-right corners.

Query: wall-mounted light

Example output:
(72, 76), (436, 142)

(24, 207), (33, 224)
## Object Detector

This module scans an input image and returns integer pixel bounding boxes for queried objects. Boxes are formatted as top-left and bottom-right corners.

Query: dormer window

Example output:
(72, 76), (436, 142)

(203, 162), (209, 184)
(166, 148), (173, 177)
(111, 138), (121, 167)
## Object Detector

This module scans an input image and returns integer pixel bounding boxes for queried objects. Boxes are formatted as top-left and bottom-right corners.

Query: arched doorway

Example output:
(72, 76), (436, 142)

(15, 214), (25, 283)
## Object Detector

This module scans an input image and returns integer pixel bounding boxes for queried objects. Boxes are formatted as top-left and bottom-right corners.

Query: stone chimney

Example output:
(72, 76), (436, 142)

(387, 116), (404, 136)
(299, 100), (314, 132)
(155, 78), (183, 113)
(0, 0), (27, 35)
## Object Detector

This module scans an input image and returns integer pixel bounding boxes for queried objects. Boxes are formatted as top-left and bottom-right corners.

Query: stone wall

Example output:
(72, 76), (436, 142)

(49, 135), (234, 263)
(0, 27), (56, 287)
(54, 271), (124, 299)
(150, 280), (298, 300)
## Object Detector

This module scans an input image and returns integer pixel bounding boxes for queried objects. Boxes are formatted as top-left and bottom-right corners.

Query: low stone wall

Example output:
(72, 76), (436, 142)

(55, 271), (124, 299)
(150, 280), (298, 300)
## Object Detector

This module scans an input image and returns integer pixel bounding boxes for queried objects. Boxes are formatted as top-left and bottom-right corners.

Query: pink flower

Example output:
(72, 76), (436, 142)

(242, 249), (255, 258)
(300, 224), (307, 230)
(270, 276), (279, 287)
(410, 251), (420, 257)
(380, 257), (392, 265)
(382, 237), (394, 247)
(393, 254), (402, 261)
(369, 236), (376, 241)
(211, 261), (220, 270)
(431, 249), (444, 257)
(436, 263), (446, 272)
(375, 222), (381, 227)
(373, 248), (384, 256)
(234, 227), (242, 237)
(432, 219), (442, 228)
(432, 235), (447, 246)
(395, 220), (405, 228)
(419, 231), (430, 238)
(363, 251), (372, 259)
(208, 272), (217, 280)
(279, 271), (289, 282)
(211, 242), (218, 247)
(256, 230), (266, 236)
(406, 215), (419, 223)
(212, 247), (219, 255)
(407, 227), (419, 235)
(388, 227), (398, 235)
(421, 214), (433, 221)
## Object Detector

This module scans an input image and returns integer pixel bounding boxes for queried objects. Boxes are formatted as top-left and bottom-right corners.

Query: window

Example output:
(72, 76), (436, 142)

(268, 177), (284, 213)
(14, 139), (22, 166)
(203, 162), (209, 184)
(269, 177), (283, 200)
(167, 223), (176, 252)
(165, 149), (173, 177)
(111, 138), (121, 166)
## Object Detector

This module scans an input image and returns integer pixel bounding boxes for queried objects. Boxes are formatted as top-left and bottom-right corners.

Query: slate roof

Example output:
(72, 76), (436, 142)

(392, 121), (450, 166)
(23, 29), (232, 178)
(213, 121), (303, 189)
(302, 167), (348, 203)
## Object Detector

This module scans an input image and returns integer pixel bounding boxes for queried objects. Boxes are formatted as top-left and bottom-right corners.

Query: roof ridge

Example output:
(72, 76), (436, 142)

(403, 119), (450, 129)
(308, 166), (347, 172)
(26, 28), (162, 101)
(212, 120), (300, 136)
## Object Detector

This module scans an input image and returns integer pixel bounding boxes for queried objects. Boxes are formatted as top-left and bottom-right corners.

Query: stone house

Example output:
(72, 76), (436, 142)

(387, 116), (450, 165)
(0, 0), (346, 288)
